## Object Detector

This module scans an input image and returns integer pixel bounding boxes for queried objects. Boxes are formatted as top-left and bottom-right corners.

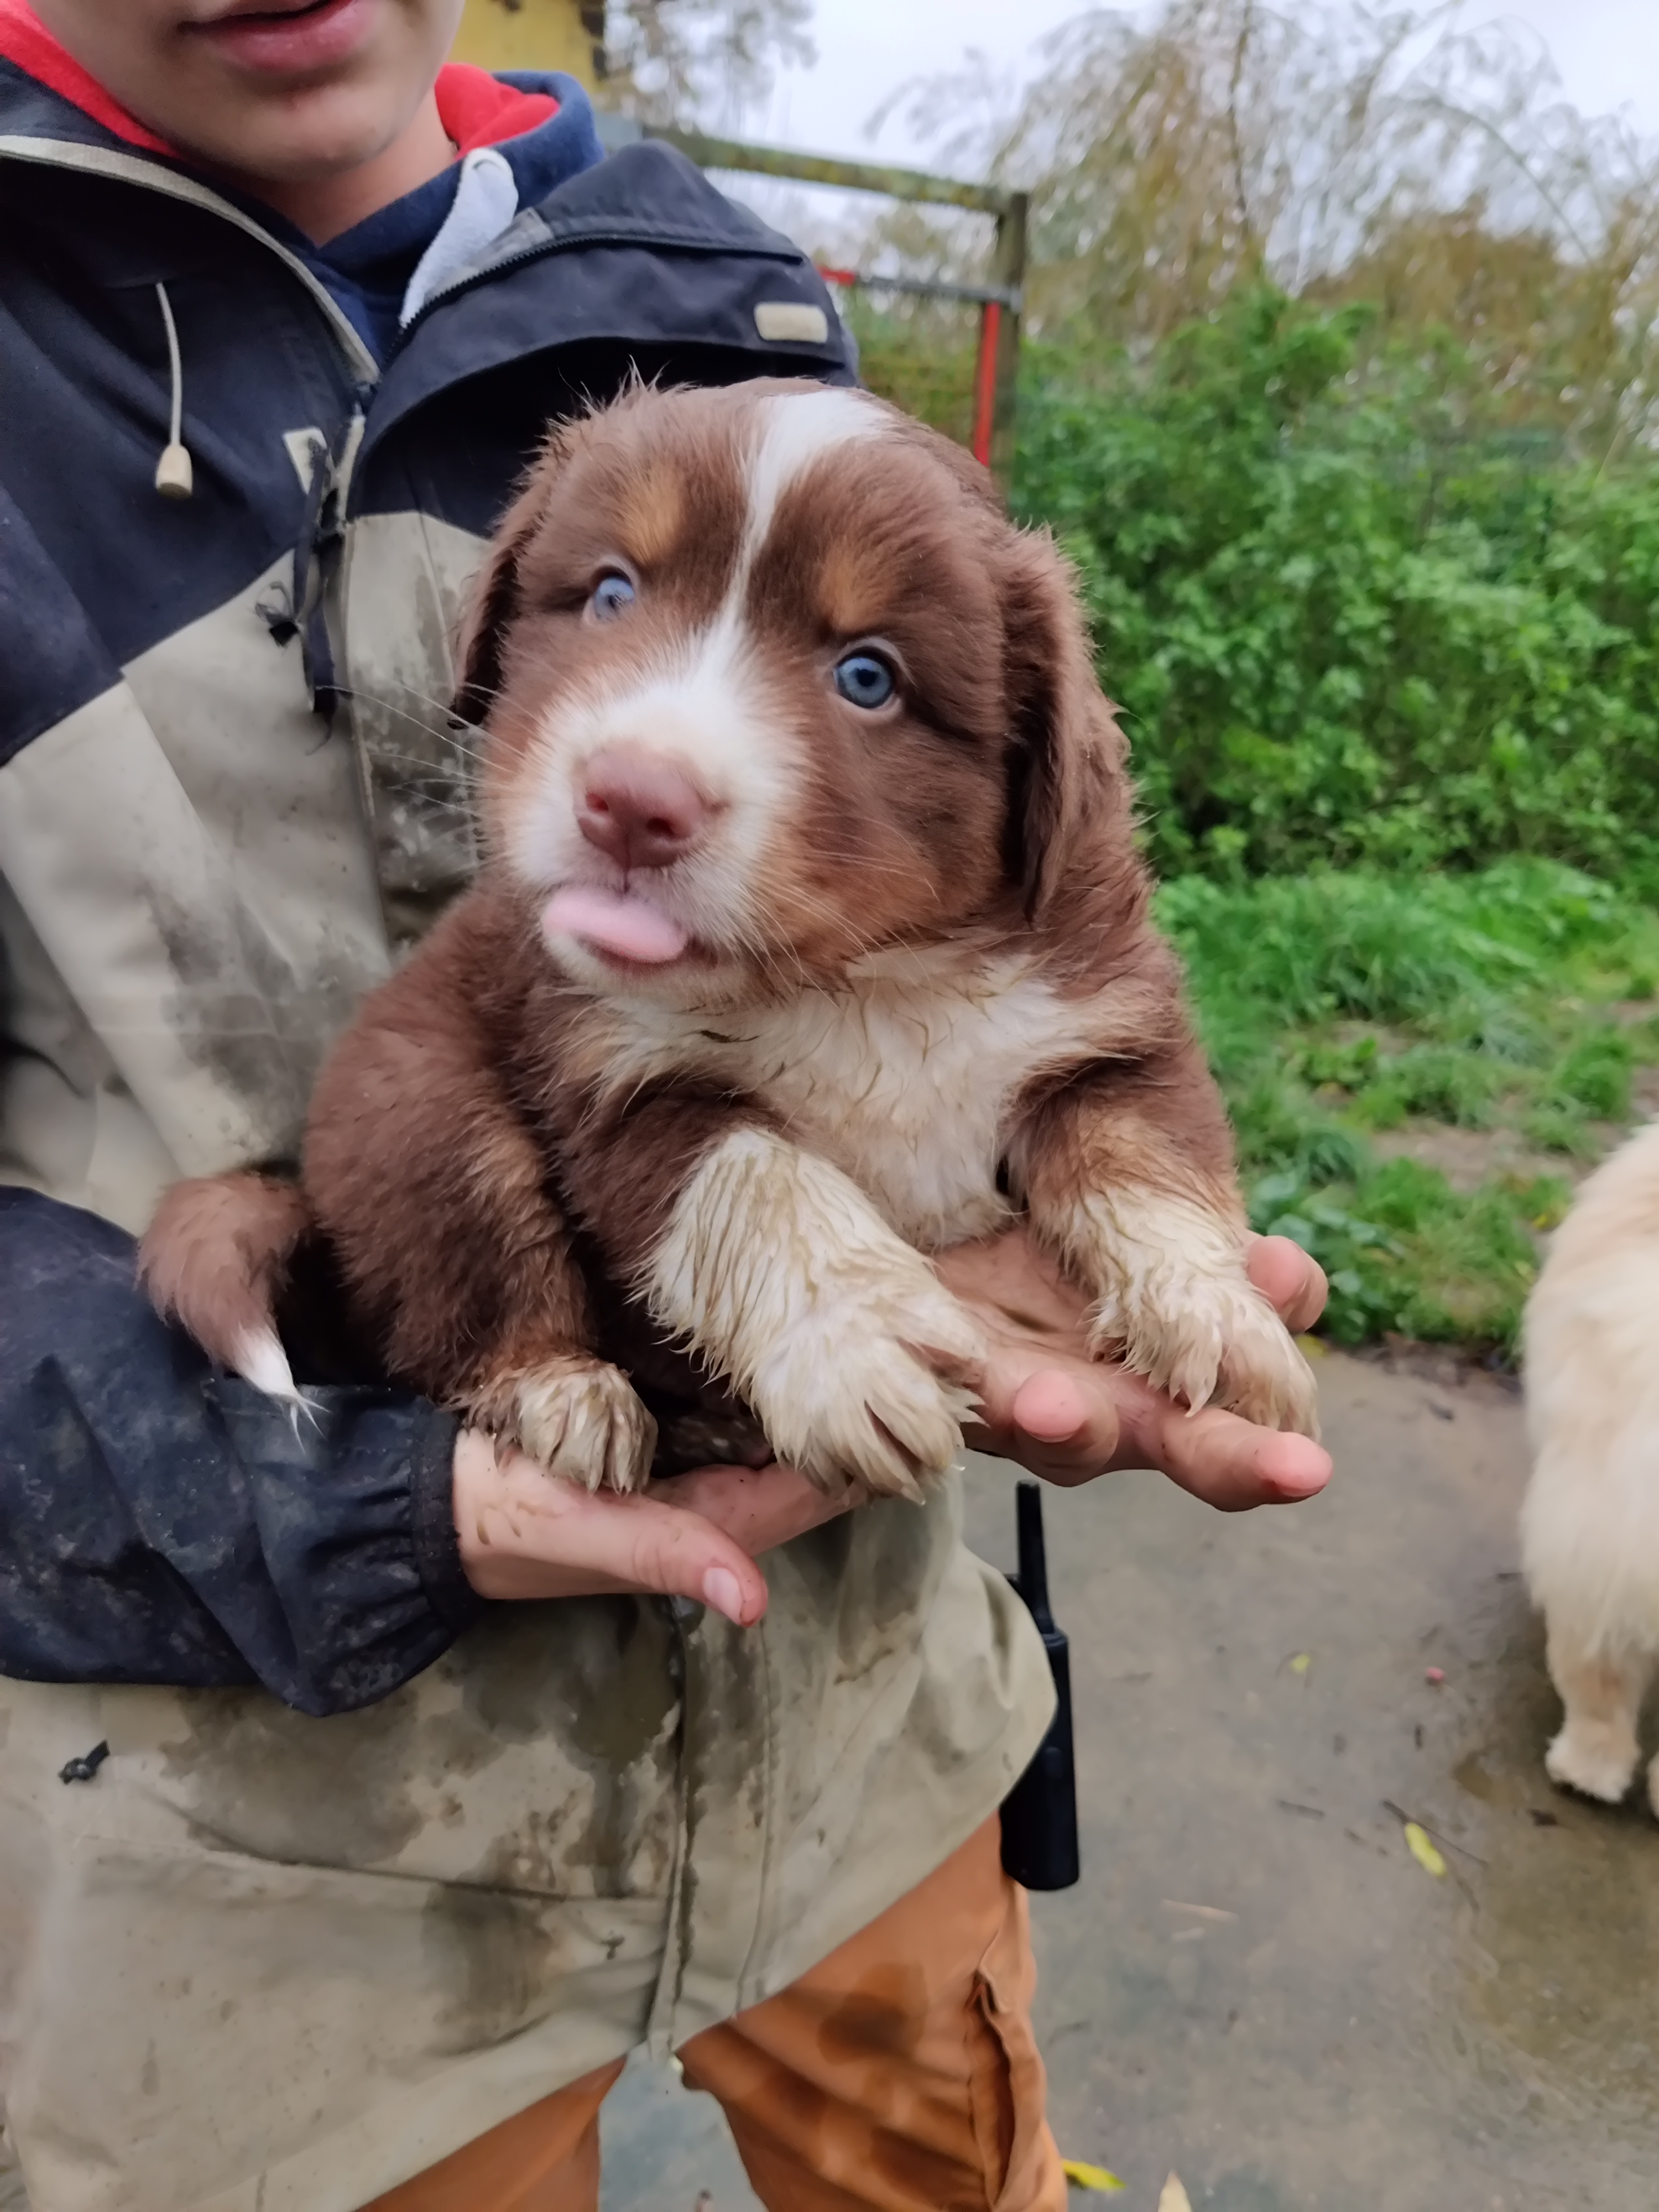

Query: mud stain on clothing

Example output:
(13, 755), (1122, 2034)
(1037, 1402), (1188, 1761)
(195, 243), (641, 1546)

(816, 1965), (930, 2067)
(162, 1683), (437, 1867)
(148, 884), (363, 1159)
(160, 1603), (682, 1878)
(420, 1881), (573, 2057)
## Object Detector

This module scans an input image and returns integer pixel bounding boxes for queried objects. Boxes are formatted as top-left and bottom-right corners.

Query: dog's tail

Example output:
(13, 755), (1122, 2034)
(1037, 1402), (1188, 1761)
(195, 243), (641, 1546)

(139, 1173), (312, 1407)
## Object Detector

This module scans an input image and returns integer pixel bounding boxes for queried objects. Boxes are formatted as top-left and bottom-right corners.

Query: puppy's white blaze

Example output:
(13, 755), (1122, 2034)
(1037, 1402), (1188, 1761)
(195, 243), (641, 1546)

(646, 1128), (984, 1497)
(233, 1326), (302, 1406)
(740, 388), (889, 574)
(572, 608), (793, 809)
(1054, 1187), (1318, 1437)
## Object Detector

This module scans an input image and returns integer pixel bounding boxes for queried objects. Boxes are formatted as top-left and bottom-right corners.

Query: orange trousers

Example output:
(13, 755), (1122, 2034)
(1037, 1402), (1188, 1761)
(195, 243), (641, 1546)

(363, 1817), (1066, 2212)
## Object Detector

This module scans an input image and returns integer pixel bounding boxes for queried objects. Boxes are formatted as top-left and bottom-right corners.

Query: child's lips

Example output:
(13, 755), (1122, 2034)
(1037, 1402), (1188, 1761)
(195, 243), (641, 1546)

(187, 0), (378, 75)
(541, 886), (692, 967)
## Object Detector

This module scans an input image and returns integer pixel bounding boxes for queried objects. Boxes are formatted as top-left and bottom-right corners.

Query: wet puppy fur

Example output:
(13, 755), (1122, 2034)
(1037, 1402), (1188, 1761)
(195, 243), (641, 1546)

(143, 379), (1317, 1498)
(1522, 1118), (1659, 1819)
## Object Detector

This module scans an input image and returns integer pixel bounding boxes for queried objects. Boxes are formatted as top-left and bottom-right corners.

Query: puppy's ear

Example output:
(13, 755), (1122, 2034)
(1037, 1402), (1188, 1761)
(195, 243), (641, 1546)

(452, 435), (564, 726)
(1001, 530), (1128, 919)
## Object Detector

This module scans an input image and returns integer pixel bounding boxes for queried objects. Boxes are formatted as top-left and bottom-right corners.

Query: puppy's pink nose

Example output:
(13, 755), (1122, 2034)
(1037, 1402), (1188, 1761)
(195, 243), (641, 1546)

(577, 747), (713, 871)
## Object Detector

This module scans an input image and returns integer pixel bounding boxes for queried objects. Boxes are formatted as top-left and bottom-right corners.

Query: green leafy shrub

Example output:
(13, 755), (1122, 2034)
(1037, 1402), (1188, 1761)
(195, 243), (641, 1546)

(1015, 292), (1659, 889)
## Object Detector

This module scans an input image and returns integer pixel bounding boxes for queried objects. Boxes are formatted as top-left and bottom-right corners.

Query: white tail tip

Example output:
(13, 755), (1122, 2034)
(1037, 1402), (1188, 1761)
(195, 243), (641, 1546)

(233, 1328), (301, 1406)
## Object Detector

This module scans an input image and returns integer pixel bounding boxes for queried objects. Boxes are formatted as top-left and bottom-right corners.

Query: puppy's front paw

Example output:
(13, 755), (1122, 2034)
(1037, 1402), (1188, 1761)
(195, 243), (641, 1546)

(473, 1357), (658, 1494)
(1546, 1720), (1639, 1805)
(1070, 1189), (1319, 1436)
(1218, 1308), (1321, 1437)
(647, 1130), (986, 1502)
(750, 1274), (985, 1503)
(1091, 1269), (1318, 1436)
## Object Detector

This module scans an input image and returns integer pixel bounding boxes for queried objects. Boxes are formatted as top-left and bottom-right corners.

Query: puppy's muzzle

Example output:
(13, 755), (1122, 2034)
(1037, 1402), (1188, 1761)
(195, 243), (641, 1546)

(577, 744), (719, 873)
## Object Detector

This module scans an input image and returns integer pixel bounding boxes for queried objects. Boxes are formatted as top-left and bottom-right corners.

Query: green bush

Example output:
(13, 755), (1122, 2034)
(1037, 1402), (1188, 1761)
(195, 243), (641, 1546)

(1014, 291), (1659, 888)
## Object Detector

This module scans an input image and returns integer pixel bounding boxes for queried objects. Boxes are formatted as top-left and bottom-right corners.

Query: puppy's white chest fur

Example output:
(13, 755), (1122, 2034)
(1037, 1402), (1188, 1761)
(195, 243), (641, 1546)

(609, 955), (1102, 1249)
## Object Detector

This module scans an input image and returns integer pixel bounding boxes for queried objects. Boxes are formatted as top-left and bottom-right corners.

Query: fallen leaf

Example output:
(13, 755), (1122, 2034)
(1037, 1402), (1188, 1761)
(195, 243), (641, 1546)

(1296, 1333), (1328, 1358)
(1159, 2177), (1194, 2212)
(1288, 1652), (1312, 1677)
(1403, 1820), (1448, 1877)
(1062, 2158), (1125, 2192)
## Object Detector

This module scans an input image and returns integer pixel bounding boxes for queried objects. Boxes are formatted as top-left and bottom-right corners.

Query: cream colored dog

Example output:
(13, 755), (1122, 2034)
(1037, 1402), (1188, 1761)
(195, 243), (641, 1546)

(1522, 1117), (1659, 1813)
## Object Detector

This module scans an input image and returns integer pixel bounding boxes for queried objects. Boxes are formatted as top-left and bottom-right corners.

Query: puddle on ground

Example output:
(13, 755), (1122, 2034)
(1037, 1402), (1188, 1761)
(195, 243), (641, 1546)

(1444, 1587), (1659, 2146)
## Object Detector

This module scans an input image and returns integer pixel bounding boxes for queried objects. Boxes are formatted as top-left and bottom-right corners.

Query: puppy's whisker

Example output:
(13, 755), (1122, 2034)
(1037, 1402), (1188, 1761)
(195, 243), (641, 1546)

(332, 682), (455, 729)
(382, 677), (479, 719)
(334, 690), (494, 767)
(356, 752), (487, 792)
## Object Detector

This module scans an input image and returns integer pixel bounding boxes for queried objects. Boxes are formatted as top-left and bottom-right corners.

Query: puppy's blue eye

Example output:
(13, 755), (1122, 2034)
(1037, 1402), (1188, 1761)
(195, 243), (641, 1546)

(833, 651), (897, 710)
(591, 573), (636, 619)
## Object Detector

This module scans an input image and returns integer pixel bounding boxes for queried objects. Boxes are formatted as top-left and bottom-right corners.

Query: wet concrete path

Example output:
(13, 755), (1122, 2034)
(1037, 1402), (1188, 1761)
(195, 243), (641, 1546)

(602, 1349), (1659, 2210)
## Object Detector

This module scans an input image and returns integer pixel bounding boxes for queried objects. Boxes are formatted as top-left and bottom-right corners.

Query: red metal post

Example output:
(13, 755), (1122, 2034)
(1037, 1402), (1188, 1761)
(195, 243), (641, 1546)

(971, 299), (1001, 467)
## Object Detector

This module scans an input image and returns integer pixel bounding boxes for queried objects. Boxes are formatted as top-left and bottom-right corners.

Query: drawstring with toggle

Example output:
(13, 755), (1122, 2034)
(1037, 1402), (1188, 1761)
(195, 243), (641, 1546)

(153, 281), (193, 500)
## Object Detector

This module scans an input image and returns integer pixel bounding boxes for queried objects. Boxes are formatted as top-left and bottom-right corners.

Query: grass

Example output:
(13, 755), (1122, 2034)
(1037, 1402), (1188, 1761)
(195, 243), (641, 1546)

(1159, 859), (1659, 1359)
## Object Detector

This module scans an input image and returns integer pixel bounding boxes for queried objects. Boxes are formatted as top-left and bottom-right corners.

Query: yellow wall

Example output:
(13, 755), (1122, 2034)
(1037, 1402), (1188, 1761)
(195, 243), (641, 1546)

(450, 0), (601, 86)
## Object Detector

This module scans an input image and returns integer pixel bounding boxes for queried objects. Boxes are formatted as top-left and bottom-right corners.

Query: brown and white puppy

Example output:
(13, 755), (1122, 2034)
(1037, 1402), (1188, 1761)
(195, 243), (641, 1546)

(142, 379), (1318, 1499)
(1521, 1119), (1659, 1815)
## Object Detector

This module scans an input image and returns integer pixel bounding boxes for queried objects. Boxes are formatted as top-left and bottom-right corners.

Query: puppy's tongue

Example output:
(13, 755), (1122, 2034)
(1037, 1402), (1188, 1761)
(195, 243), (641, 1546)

(542, 886), (689, 966)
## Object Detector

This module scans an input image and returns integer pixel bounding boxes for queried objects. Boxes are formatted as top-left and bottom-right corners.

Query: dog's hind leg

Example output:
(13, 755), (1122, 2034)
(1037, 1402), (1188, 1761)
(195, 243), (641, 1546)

(305, 993), (657, 1496)
(140, 1173), (311, 1404)
(1543, 1622), (1653, 1804)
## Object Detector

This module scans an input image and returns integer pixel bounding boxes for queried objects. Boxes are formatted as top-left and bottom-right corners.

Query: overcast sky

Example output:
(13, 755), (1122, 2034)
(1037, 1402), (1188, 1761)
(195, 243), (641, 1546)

(743, 2), (1659, 168)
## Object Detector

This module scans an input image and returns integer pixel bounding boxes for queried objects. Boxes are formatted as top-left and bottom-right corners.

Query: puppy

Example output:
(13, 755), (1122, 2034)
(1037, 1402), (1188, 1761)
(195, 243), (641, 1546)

(142, 380), (1317, 1500)
(1522, 1118), (1659, 1814)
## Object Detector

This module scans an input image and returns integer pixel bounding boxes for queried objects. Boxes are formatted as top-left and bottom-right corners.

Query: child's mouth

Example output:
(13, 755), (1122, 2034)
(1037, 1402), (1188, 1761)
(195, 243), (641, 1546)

(190, 0), (378, 75)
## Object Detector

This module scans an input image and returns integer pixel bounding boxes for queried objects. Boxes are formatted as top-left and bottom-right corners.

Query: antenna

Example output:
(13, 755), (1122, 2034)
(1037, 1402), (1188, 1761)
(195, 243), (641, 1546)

(999, 1481), (1081, 1891)
(1015, 1477), (1054, 1632)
